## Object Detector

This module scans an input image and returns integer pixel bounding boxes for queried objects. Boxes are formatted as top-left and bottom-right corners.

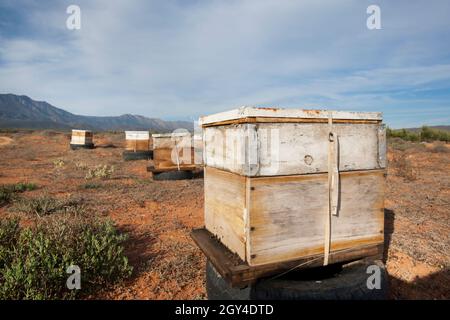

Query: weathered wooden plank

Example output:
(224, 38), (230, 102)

(147, 165), (197, 173)
(125, 139), (150, 151)
(201, 117), (381, 127)
(125, 131), (150, 140)
(191, 228), (384, 288)
(70, 129), (93, 145)
(247, 169), (385, 266)
(71, 130), (92, 137)
(152, 133), (192, 149)
(199, 106), (382, 126)
(203, 122), (386, 177)
(71, 129), (93, 145)
(378, 125), (387, 168)
(204, 167), (247, 260)
(153, 147), (195, 170)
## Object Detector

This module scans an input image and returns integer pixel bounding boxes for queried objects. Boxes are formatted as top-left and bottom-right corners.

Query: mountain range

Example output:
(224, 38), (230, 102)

(0, 94), (193, 132)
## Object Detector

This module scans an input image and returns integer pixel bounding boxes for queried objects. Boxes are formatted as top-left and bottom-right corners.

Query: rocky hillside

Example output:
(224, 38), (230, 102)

(0, 94), (192, 132)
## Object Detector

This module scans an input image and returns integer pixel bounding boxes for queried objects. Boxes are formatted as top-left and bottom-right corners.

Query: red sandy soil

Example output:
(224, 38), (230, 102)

(0, 131), (448, 299)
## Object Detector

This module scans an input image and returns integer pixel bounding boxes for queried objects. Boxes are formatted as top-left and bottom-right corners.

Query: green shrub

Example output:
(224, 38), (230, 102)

(0, 188), (14, 207)
(0, 218), (20, 267)
(11, 195), (87, 217)
(0, 216), (132, 299)
(387, 126), (450, 142)
(0, 183), (38, 207)
(12, 182), (38, 192)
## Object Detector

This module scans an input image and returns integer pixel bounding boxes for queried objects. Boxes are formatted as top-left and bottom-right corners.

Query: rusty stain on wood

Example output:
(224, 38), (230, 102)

(201, 117), (381, 127)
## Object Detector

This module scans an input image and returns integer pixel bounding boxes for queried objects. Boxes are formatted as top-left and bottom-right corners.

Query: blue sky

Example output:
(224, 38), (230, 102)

(0, 0), (449, 128)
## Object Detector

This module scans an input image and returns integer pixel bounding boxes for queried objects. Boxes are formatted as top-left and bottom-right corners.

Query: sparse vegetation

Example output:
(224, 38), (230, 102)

(11, 195), (87, 217)
(85, 165), (115, 180)
(391, 154), (418, 181)
(0, 187), (15, 207)
(53, 159), (65, 168)
(387, 126), (450, 142)
(430, 142), (449, 153)
(388, 137), (423, 152)
(0, 216), (132, 299)
(12, 182), (38, 192)
(75, 162), (88, 170)
(0, 183), (38, 206)
(1, 129), (448, 300)
(85, 164), (114, 180)
(80, 182), (102, 189)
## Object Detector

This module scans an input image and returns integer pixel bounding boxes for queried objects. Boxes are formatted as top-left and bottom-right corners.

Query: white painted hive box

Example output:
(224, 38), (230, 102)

(200, 106), (386, 267)
(70, 129), (93, 145)
(125, 131), (150, 151)
(152, 132), (200, 170)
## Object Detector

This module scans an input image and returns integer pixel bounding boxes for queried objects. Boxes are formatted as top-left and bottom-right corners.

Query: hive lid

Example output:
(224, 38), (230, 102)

(198, 106), (382, 126)
(72, 129), (92, 133)
(125, 131), (150, 139)
(152, 132), (192, 138)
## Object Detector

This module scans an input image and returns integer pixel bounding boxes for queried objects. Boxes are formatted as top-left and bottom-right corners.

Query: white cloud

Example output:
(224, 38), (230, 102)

(0, 0), (449, 127)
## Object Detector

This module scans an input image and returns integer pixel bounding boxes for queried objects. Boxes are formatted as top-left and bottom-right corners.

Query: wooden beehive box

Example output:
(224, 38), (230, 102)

(193, 134), (203, 165)
(70, 129), (93, 148)
(151, 133), (197, 172)
(125, 131), (150, 152)
(199, 107), (386, 267)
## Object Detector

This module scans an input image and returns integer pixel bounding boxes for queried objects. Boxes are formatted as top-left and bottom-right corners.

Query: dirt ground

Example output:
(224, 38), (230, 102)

(0, 131), (448, 300)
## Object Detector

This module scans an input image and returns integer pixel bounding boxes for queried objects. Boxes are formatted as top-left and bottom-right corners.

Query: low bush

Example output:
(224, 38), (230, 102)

(0, 188), (14, 207)
(430, 143), (449, 153)
(391, 154), (418, 181)
(11, 195), (87, 217)
(12, 182), (38, 192)
(0, 215), (132, 299)
(0, 183), (38, 207)
(387, 126), (450, 142)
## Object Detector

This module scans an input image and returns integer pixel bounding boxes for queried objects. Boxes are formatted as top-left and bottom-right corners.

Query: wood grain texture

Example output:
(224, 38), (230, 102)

(152, 134), (192, 149)
(153, 147), (195, 169)
(204, 167), (247, 260)
(203, 124), (258, 176)
(247, 170), (385, 266)
(191, 228), (384, 287)
(378, 125), (387, 168)
(199, 106), (382, 126)
(125, 139), (150, 151)
(203, 122), (386, 177)
(201, 117), (381, 127)
(125, 131), (149, 140)
(71, 130), (93, 145)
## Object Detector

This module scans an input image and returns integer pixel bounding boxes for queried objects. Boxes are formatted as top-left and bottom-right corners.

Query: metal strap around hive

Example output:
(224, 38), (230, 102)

(324, 111), (340, 265)
(174, 139), (181, 171)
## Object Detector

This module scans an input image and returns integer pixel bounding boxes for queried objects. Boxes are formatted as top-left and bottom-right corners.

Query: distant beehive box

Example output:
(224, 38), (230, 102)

(122, 131), (153, 161)
(125, 131), (150, 151)
(70, 129), (94, 150)
(199, 107), (386, 267)
(151, 132), (201, 172)
(193, 133), (203, 165)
